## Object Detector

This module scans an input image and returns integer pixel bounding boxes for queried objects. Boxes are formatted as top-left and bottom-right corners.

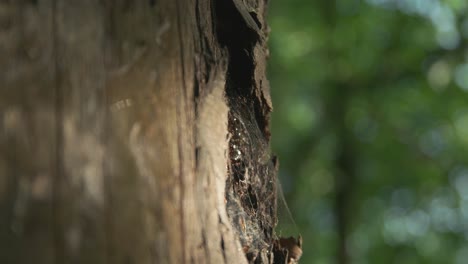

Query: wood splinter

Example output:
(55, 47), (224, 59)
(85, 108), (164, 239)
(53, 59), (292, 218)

(278, 235), (303, 264)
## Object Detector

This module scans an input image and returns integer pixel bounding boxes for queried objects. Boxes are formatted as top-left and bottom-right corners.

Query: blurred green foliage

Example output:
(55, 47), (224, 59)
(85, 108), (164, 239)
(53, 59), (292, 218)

(268, 0), (468, 263)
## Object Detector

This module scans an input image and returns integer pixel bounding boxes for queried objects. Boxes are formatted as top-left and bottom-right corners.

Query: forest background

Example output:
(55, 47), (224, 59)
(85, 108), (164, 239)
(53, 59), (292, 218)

(268, 0), (468, 263)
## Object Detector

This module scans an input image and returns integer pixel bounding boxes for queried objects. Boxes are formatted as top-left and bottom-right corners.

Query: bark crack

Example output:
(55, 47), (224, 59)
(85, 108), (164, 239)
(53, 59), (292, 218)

(213, 0), (277, 263)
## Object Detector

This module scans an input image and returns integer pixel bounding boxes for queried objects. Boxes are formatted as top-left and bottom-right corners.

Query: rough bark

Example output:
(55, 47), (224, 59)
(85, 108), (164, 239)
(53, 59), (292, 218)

(0, 0), (296, 263)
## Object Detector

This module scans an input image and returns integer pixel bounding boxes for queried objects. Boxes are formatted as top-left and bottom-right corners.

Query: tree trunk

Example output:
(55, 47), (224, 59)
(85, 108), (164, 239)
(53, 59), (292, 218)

(0, 1), (296, 263)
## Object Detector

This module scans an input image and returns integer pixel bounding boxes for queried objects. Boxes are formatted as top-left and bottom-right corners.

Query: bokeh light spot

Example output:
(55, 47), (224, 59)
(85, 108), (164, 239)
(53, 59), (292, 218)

(454, 63), (468, 91)
(454, 110), (468, 144)
(427, 60), (451, 91)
